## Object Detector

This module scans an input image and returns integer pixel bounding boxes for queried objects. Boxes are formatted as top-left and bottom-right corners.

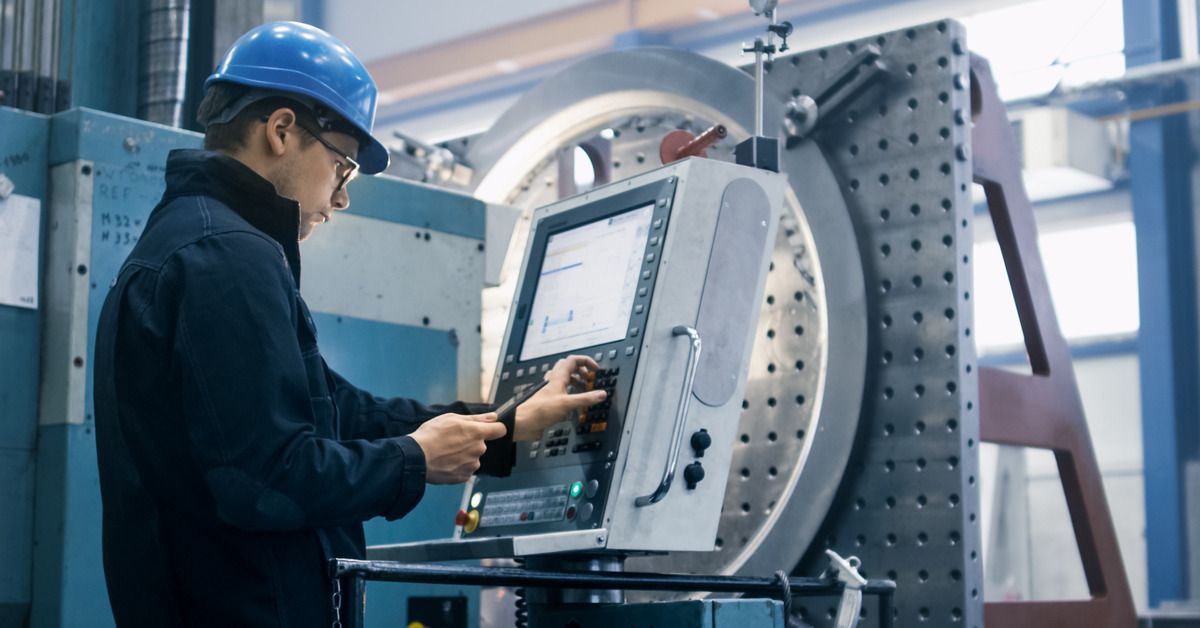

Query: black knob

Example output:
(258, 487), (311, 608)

(683, 461), (705, 490)
(690, 429), (712, 457)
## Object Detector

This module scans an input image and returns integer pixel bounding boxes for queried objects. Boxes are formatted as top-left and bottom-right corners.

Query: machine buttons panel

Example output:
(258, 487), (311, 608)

(473, 484), (579, 528)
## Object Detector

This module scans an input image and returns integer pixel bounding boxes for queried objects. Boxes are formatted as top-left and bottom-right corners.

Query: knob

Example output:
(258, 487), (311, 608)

(690, 429), (712, 457)
(683, 461), (705, 490)
(454, 509), (469, 526)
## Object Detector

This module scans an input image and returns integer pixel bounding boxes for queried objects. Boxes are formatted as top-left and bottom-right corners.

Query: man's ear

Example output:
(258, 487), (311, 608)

(263, 108), (298, 157)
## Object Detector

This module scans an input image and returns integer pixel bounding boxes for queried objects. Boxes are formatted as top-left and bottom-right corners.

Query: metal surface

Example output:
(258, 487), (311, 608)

(524, 556), (626, 605)
(635, 325), (701, 507)
(972, 55), (1138, 627)
(0, 105), (49, 627)
(461, 47), (866, 589)
(137, 0), (189, 126)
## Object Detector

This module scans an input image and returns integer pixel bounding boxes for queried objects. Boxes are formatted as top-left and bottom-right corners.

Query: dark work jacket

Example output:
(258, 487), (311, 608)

(93, 149), (512, 627)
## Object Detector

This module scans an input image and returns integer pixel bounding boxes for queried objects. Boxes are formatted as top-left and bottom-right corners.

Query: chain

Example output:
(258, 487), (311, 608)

(331, 575), (343, 628)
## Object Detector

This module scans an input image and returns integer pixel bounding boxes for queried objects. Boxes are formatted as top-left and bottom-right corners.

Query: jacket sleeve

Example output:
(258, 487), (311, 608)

(169, 232), (427, 531)
(327, 368), (515, 476)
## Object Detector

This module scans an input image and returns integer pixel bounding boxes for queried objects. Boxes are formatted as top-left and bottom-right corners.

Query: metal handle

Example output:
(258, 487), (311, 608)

(635, 326), (702, 507)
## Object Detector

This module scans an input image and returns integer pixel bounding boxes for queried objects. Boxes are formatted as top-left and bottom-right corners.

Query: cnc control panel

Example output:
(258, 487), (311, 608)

(448, 158), (785, 557)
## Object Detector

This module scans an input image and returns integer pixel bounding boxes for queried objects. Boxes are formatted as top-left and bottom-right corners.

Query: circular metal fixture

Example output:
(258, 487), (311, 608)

(464, 48), (868, 590)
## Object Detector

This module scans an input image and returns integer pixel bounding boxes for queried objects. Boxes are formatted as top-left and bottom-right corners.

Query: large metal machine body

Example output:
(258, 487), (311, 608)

(422, 20), (982, 628)
(2, 107), (494, 628)
(460, 158), (783, 556)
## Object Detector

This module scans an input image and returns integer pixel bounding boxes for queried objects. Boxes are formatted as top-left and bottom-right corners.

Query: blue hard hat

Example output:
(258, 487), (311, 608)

(205, 22), (390, 174)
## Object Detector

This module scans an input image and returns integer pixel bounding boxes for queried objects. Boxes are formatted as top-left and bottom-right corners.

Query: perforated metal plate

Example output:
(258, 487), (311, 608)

(766, 21), (983, 628)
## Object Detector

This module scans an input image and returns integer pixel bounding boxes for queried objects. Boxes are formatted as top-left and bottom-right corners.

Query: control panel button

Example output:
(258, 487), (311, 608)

(607, 349), (617, 359)
(569, 481), (583, 499)
(690, 429), (712, 457)
(580, 502), (594, 521)
(470, 492), (483, 508)
(585, 479), (600, 498)
(594, 352), (604, 361)
(566, 505), (577, 521)
(683, 462), (705, 490)
(464, 509), (481, 533)
(455, 510), (469, 526)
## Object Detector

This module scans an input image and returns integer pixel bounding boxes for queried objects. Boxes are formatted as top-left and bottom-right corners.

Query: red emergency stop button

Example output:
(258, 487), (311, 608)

(463, 510), (481, 534)
(455, 509), (469, 526)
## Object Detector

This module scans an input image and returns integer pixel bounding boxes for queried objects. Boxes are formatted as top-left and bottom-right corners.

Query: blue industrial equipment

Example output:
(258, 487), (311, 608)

(18, 107), (488, 628)
(0, 106), (51, 627)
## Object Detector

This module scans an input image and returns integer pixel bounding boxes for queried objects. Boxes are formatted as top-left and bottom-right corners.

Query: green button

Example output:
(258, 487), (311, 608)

(569, 481), (583, 499)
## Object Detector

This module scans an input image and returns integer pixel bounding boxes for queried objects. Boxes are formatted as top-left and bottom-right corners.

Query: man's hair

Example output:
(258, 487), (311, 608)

(195, 83), (320, 152)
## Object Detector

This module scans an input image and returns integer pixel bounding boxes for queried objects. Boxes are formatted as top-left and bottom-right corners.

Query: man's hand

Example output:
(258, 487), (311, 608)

(409, 412), (507, 484)
(513, 355), (608, 441)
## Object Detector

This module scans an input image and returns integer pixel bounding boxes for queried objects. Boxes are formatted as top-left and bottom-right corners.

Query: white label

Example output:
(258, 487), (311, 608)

(0, 193), (41, 310)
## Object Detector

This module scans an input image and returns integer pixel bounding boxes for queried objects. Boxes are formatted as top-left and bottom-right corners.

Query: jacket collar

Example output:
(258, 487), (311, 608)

(163, 149), (303, 285)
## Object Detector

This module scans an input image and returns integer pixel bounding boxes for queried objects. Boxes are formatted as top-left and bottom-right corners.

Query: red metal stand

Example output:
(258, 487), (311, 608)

(970, 54), (1137, 627)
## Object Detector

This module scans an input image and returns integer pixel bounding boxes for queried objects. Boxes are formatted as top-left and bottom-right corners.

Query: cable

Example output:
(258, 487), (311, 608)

(773, 570), (792, 620)
(513, 587), (529, 628)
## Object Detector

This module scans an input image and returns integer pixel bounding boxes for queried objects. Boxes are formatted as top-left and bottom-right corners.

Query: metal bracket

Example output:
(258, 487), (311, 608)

(825, 549), (867, 628)
(784, 45), (888, 145)
(635, 326), (702, 507)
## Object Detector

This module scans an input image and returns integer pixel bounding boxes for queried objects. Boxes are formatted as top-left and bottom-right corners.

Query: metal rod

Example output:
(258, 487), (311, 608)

(31, 0), (40, 79)
(1, 0), (9, 71)
(331, 560), (896, 597)
(754, 39), (764, 137)
(673, 124), (728, 160)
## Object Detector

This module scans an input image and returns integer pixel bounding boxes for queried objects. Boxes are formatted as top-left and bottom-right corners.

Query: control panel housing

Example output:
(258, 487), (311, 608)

(445, 158), (782, 557)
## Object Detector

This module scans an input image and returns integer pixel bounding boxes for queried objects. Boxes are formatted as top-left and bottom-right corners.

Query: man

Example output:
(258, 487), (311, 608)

(92, 22), (606, 627)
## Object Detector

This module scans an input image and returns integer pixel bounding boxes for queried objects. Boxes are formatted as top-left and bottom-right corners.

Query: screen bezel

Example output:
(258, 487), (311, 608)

(510, 179), (676, 365)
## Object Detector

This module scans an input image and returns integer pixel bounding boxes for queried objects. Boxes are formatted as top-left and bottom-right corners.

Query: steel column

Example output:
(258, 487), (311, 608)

(1124, 0), (1199, 607)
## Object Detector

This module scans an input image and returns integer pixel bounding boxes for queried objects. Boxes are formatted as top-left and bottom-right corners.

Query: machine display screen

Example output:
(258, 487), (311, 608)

(520, 203), (655, 361)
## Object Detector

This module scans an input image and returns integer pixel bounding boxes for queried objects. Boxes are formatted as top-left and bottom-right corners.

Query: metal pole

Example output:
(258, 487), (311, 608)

(344, 575), (365, 628)
(754, 39), (764, 137)
(331, 559), (897, 598)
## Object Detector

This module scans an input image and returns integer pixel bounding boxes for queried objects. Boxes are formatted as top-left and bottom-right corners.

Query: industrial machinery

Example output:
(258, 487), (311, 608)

(0, 5), (1137, 628)
(354, 10), (1133, 628)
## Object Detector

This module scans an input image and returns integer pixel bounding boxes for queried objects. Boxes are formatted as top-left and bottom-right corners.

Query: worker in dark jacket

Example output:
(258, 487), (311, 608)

(92, 22), (606, 627)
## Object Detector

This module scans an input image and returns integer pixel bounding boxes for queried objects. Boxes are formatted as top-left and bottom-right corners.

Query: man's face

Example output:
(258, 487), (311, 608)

(268, 119), (358, 241)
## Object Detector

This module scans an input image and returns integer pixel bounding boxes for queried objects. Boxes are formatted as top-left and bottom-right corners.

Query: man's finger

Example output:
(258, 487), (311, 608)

(468, 412), (499, 422)
(478, 421), (508, 440)
(563, 389), (607, 409)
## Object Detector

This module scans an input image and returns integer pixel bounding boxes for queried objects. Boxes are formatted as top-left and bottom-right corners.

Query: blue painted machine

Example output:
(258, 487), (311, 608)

(1, 106), (496, 628)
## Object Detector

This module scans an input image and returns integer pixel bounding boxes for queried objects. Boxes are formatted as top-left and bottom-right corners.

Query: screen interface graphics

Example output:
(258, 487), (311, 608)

(520, 203), (655, 361)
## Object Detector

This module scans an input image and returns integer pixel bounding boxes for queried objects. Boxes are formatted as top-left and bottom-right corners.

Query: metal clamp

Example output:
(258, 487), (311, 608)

(825, 549), (867, 628)
(636, 326), (702, 507)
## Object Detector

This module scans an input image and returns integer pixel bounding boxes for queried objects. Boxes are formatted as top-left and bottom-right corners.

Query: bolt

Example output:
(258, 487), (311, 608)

(123, 137), (140, 153)
(954, 73), (968, 90)
(955, 144), (970, 161)
(952, 38), (965, 55)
